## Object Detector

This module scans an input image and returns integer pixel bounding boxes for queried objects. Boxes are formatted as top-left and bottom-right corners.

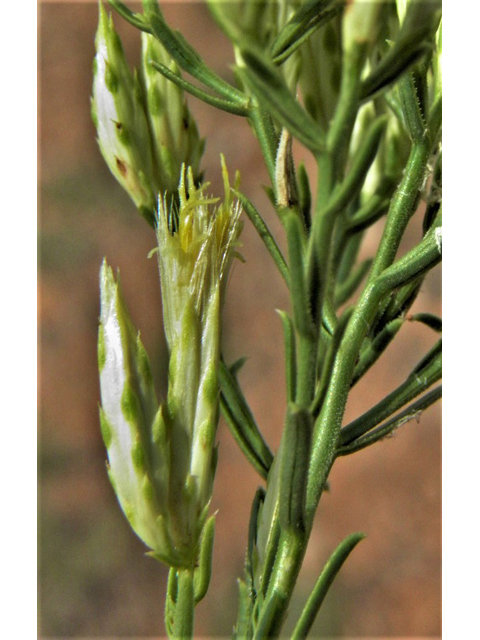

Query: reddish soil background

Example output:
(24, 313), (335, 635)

(38, 2), (441, 638)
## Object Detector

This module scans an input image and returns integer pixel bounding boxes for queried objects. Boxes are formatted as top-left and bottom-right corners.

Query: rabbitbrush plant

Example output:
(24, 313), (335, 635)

(92, 0), (442, 637)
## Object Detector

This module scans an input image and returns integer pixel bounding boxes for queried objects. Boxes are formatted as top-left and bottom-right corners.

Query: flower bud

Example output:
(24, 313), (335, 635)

(141, 32), (205, 197)
(98, 260), (182, 564)
(343, 0), (386, 55)
(156, 159), (242, 524)
(91, 2), (157, 224)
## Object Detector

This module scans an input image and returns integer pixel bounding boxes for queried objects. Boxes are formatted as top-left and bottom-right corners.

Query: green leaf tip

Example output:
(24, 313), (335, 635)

(291, 531), (365, 639)
(194, 515), (216, 604)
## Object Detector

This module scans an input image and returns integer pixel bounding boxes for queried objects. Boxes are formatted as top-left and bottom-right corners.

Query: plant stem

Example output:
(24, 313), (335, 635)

(254, 529), (306, 639)
(173, 568), (195, 640)
(368, 140), (431, 281)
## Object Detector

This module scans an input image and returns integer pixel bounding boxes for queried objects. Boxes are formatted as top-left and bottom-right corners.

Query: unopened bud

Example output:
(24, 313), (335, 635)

(98, 261), (183, 564)
(156, 158), (242, 524)
(343, 0), (386, 54)
(141, 32), (205, 197)
(92, 3), (157, 224)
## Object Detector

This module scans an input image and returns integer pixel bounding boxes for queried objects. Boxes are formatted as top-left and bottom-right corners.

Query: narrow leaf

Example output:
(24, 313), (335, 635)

(194, 516), (216, 604)
(150, 60), (250, 116)
(108, 0), (151, 33)
(271, 1), (343, 65)
(369, 279), (422, 344)
(337, 386), (442, 456)
(164, 568), (177, 638)
(277, 311), (297, 403)
(334, 258), (372, 307)
(271, 0), (335, 58)
(297, 161), (312, 231)
(409, 312), (442, 333)
(232, 189), (290, 286)
(311, 307), (354, 417)
(291, 532), (365, 639)
(278, 404), (312, 533)
(219, 360), (274, 478)
(410, 338), (442, 376)
(341, 342), (441, 446)
(360, 1), (441, 101)
(144, 2), (247, 106)
(220, 394), (269, 480)
(399, 71), (426, 143)
(285, 211), (315, 338)
(234, 579), (253, 640)
(247, 487), (266, 585)
(238, 46), (324, 154)
(325, 115), (388, 217)
(351, 318), (403, 386)
(346, 195), (390, 235)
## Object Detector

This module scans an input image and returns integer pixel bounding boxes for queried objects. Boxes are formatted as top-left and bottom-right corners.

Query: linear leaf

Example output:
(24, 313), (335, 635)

(144, 2), (248, 106)
(291, 532), (365, 639)
(149, 60), (249, 116)
(337, 386), (442, 456)
(239, 46), (324, 153)
(233, 189), (290, 286)
(340, 340), (441, 446)
(409, 312), (442, 333)
(278, 405), (312, 532)
(271, 1), (343, 65)
(277, 311), (297, 403)
(351, 318), (404, 385)
(285, 211), (315, 338)
(108, 0), (152, 33)
(334, 258), (372, 307)
(219, 360), (273, 478)
(360, 1), (441, 101)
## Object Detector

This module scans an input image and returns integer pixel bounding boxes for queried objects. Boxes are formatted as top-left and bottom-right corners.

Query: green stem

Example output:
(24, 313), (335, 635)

(165, 568), (195, 640)
(367, 140), (432, 282)
(174, 569), (195, 640)
(254, 530), (306, 639)
(295, 333), (318, 409)
(307, 221), (442, 515)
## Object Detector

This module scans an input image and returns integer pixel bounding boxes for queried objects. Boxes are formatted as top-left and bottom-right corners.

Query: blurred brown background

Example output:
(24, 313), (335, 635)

(38, 1), (441, 637)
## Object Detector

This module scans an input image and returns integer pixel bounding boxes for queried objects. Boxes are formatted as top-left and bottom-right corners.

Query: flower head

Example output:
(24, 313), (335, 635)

(98, 159), (242, 568)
